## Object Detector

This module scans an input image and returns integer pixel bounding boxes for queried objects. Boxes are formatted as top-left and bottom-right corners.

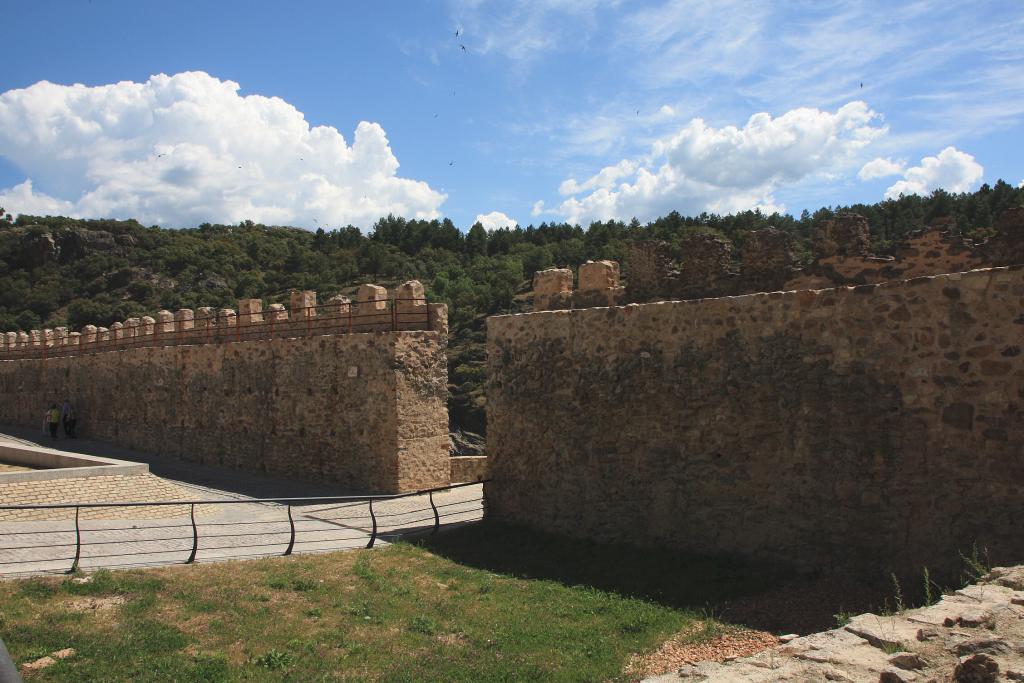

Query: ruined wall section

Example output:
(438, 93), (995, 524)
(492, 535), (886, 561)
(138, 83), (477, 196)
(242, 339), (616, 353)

(617, 208), (1024, 305)
(0, 284), (450, 493)
(487, 266), (1024, 576)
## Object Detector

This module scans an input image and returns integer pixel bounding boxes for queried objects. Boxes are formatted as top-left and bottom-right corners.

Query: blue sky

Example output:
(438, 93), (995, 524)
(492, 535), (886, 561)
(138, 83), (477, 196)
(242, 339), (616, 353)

(0, 0), (1021, 231)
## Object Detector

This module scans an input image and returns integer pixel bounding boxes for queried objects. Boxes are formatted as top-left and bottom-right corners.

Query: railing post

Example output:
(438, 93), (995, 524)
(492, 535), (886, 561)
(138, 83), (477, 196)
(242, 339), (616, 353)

(366, 499), (377, 549)
(284, 504), (296, 556)
(391, 299), (398, 331)
(429, 491), (440, 534)
(67, 506), (81, 574)
(347, 305), (352, 334)
(186, 503), (198, 564)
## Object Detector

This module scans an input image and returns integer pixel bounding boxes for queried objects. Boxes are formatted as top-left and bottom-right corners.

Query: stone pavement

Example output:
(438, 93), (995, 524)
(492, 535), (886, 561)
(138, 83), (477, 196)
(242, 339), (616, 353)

(645, 565), (1024, 682)
(0, 426), (484, 576)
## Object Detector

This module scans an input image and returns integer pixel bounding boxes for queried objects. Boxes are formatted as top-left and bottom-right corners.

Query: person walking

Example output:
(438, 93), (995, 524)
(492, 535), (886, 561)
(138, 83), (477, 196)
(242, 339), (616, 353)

(61, 399), (77, 438)
(46, 404), (60, 439)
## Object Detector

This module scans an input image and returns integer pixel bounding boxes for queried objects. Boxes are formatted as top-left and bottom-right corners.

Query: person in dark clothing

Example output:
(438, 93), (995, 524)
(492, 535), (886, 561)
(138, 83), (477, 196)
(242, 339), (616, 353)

(46, 404), (60, 438)
(61, 399), (77, 438)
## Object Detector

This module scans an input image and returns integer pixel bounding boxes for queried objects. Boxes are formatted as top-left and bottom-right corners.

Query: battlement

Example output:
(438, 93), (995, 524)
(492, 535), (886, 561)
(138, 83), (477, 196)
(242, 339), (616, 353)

(0, 281), (448, 361)
(532, 260), (626, 311)
(531, 207), (1024, 311)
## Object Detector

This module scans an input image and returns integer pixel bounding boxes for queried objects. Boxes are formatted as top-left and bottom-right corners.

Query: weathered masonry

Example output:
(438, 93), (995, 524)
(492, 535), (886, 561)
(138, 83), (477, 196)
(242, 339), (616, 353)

(486, 265), (1024, 576)
(0, 283), (450, 493)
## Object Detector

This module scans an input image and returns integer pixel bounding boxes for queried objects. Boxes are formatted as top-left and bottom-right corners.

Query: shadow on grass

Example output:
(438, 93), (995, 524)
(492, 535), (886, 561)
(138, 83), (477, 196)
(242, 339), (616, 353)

(416, 520), (891, 634)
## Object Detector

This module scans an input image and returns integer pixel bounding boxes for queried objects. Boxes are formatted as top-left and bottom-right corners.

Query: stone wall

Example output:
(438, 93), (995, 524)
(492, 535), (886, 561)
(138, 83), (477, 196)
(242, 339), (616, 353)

(450, 456), (488, 484)
(621, 207), (1024, 304)
(487, 265), (1024, 576)
(0, 287), (450, 494)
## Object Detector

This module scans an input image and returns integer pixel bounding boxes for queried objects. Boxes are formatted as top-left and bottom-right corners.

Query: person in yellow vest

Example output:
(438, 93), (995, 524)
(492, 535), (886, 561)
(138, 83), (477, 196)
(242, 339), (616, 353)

(46, 404), (60, 439)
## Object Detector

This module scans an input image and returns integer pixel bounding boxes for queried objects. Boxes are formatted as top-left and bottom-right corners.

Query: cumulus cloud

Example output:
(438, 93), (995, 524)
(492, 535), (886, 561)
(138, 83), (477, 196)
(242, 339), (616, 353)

(0, 72), (445, 228)
(884, 147), (983, 199)
(546, 101), (886, 224)
(858, 157), (904, 180)
(474, 210), (518, 231)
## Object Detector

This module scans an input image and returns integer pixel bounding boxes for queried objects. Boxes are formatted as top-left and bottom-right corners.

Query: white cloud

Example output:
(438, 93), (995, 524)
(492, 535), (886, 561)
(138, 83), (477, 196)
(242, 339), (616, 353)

(474, 210), (517, 231)
(858, 157), (904, 180)
(547, 101), (886, 224)
(0, 179), (74, 216)
(884, 147), (984, 199)
(559, 159), (638, 196)
(0, 72), (445, 229)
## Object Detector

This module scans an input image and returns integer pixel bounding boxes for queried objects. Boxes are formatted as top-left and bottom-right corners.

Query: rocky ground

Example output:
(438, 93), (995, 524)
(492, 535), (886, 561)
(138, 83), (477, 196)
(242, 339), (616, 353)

(645, 565), (1024, 682)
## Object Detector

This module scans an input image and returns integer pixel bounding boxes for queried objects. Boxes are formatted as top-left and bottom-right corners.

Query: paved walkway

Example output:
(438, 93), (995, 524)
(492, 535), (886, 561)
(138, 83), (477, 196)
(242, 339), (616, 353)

(0, 426), (484, 577)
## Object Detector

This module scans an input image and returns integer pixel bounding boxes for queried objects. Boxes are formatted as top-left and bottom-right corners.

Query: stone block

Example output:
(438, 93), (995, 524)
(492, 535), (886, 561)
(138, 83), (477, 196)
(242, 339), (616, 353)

(396, 281), (427, 328)
(356, 284), (390, 330)
(533, 268), (574, 311)
(109, 322), (124, 342)
(356, 284), (388, 310)
(81, 325), (97, 346)
(428, 303), (448, 337)
(216, 309), (237, 342)
(578, 260), (620, 291)
(289, 290), (317, 320)
(533, 268), (572, 296)
(174, 309), (195, 330)
(155, 310), (175, 334)
(237, 299), (264, 326)
(267, 303), (288, 321)
(140, 316), (155, 337)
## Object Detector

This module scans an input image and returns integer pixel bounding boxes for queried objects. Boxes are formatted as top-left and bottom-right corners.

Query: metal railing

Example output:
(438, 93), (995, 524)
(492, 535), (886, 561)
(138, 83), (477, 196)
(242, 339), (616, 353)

(0, 298), (433, 361)
(0, 480), (487, 575)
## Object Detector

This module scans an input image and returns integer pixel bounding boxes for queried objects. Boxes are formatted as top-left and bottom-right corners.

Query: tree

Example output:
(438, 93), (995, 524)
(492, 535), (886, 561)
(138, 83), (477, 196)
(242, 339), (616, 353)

(466, 223), (488, 257)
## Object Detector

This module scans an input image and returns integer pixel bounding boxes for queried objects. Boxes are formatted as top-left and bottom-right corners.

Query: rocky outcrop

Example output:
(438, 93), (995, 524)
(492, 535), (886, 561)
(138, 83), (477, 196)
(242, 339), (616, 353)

(645, 565), (1024, 682)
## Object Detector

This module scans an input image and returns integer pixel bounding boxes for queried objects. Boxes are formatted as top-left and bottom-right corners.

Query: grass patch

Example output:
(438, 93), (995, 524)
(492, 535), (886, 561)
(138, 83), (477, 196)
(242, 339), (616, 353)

(0, 522), (795, 682)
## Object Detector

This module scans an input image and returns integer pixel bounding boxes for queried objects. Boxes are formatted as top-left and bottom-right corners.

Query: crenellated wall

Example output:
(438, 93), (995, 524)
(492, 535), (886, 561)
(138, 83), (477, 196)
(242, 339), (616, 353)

(0, 283), (451, 493)
(487, 265), (1024, 576)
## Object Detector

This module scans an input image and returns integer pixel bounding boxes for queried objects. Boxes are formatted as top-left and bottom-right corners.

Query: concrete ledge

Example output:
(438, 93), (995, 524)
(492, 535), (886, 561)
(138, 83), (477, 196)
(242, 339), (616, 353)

(0, 441), (148, 483)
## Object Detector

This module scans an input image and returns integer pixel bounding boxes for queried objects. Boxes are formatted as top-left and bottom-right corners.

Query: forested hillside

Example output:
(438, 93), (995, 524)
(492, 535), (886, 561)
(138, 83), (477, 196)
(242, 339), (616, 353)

(1, 179), (1021, 436)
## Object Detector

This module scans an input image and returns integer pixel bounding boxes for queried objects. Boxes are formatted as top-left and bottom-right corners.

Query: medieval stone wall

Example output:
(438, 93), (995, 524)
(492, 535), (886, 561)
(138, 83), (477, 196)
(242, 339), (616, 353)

(0, 287), (450, 494)
(617, 208), (1024, 306)
(486, 265), (1024, 576)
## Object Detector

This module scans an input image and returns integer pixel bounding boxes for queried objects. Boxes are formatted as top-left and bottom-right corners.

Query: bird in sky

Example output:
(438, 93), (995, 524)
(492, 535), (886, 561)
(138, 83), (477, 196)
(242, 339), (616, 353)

(434, 113), (438, 118)
(860, 82), (863, 88)
(460, 44), (467, 52)
(636, 110), (640, 116)
(156, 153), (165, 158)
(454, 28), (460, 37)
(449, 161), (454, 166)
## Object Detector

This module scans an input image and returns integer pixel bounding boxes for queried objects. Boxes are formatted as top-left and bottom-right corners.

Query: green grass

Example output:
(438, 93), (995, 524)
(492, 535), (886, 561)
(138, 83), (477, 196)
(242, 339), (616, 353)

(0, 522), (795, 682)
